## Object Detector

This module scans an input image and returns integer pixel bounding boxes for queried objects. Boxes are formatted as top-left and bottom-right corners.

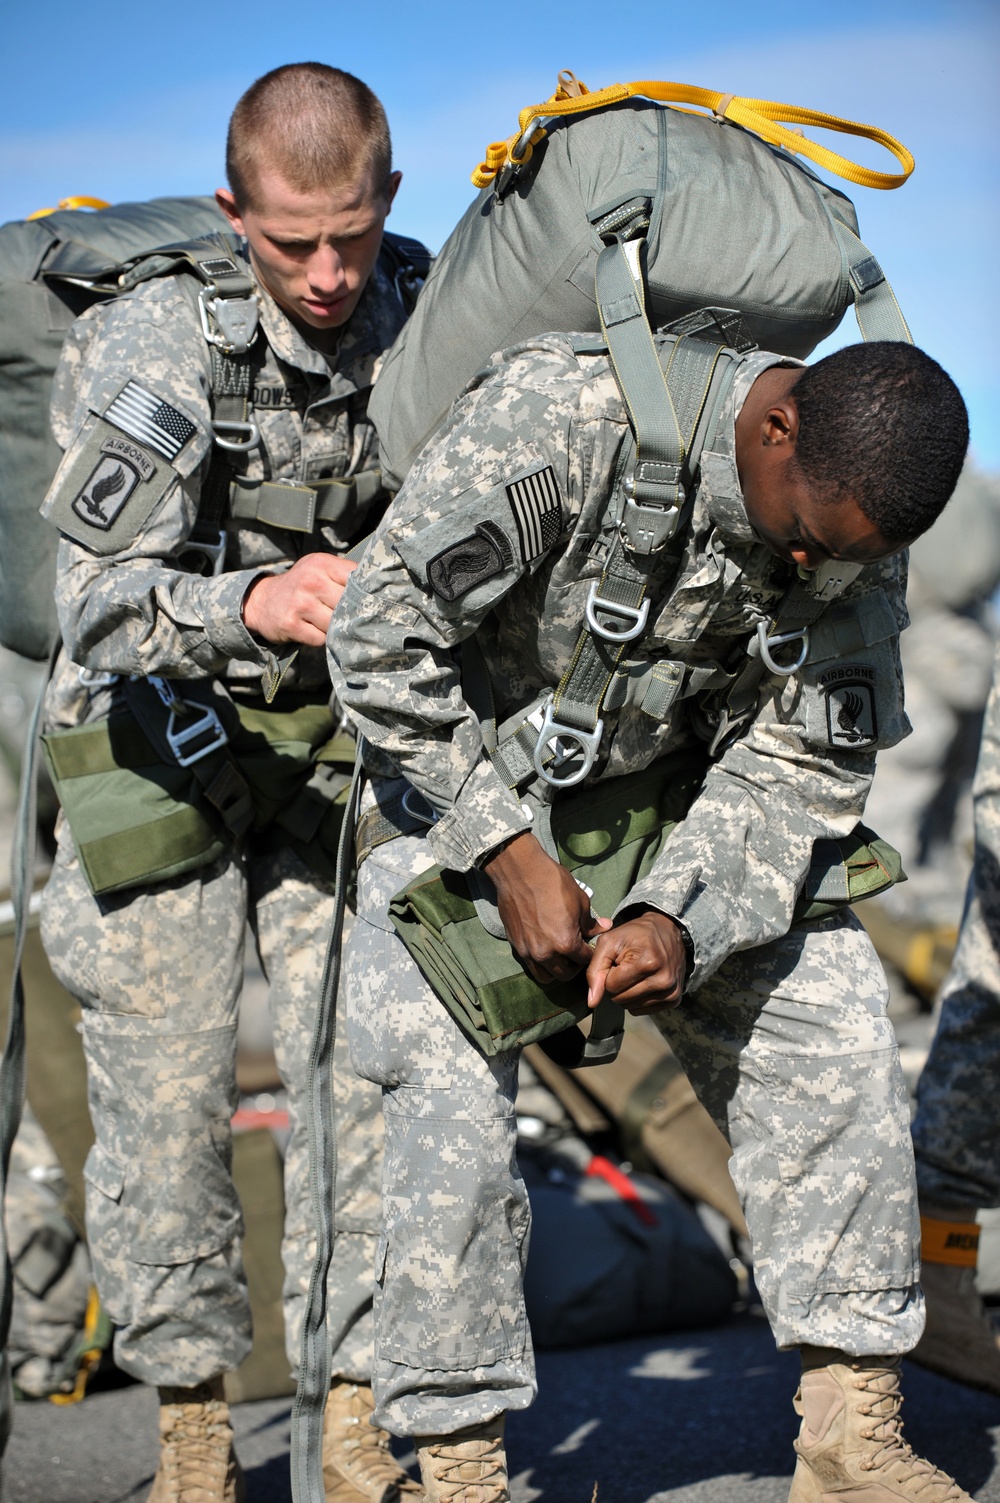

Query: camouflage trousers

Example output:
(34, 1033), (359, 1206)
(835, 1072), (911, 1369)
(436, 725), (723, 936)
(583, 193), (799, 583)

(912, 636), (1000, 1213)
(347, 815), (923, 1437)
(40, 819), (382, 1389)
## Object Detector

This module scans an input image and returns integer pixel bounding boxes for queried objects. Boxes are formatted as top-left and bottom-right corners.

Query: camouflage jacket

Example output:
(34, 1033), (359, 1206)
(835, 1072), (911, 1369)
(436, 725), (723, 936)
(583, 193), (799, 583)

(42, 239), (411, 728)
(328, 333), (911, 988)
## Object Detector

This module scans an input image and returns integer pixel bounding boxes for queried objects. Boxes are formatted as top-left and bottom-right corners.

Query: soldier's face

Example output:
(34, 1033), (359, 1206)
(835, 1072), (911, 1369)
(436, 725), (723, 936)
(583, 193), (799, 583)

(736, 368), (898, 571)
(745, 466), (896, 572)
(216, 166), (401, 344)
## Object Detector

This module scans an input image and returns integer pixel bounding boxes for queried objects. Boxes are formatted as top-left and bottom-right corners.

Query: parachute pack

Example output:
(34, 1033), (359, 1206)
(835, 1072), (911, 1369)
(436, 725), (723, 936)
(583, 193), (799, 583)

(0, 197), (230, 660)
(371, 73), (913, 490)
(0, 197), (430, 661)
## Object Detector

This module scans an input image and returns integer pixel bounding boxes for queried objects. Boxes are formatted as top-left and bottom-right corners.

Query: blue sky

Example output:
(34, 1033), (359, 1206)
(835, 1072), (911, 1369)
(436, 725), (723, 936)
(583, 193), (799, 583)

(2, 0), (997, 466)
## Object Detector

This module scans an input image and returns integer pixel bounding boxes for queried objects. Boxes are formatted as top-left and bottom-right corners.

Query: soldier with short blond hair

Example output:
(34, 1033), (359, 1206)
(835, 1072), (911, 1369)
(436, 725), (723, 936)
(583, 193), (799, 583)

(39, 61), (426, 1503)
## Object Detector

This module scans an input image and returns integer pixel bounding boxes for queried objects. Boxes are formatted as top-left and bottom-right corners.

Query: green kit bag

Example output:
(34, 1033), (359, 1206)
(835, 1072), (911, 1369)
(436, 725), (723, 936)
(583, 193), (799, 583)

(42, 699), (356, 896)
(388, 755), (705, 1064)
(388, 760), (905, 1064)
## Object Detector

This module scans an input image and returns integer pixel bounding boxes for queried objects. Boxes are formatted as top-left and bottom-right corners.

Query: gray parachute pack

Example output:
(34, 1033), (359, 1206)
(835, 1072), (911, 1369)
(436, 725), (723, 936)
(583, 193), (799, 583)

(372, 90), (911, 491)
(0, 196), (230, 660)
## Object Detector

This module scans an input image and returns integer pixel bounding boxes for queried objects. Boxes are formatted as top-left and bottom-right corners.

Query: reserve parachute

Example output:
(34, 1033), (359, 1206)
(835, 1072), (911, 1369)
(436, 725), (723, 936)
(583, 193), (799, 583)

(371, 73), (913, 491)
(0, 196), (230, 660)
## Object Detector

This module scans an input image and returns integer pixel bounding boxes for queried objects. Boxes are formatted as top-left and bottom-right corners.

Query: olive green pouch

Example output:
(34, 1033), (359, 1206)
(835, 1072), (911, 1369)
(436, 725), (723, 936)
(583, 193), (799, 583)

(388, 765), (904, 1064)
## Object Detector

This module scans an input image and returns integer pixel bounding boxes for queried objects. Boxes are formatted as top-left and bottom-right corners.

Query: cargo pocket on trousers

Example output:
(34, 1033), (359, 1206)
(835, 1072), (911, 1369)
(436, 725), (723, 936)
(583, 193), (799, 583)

(374, 1198), (529, 1371)
(125, 1119), (242, 1265)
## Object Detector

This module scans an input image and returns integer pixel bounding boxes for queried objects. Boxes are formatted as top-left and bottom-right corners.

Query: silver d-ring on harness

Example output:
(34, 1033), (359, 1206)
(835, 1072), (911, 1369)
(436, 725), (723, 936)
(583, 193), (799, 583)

(532, 700), (603, 788)
(211, 419), (260, 453)
(757, 620), (810, 675)
(584, 581), (650, 643)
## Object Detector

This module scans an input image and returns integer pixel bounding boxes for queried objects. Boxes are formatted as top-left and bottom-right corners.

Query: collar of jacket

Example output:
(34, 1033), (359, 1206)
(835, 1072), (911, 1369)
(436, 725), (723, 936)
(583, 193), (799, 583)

(235, 241), (383, 394)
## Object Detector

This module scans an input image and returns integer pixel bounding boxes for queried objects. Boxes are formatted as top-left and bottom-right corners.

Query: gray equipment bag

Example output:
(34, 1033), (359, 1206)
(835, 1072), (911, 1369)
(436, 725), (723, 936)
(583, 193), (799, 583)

(372, 91), (910, 490)
(519, 1133), (737, 1348)
(0, 196), (228, 660)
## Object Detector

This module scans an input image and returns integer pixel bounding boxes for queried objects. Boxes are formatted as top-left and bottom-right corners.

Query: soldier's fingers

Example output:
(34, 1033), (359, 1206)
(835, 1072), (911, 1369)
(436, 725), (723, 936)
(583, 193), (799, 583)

(586, 932), (627, 1006)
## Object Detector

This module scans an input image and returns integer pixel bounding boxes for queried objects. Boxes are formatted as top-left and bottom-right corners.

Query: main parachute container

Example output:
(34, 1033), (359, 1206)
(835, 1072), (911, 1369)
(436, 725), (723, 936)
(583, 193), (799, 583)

(0, 197), (227, 659)
(372, 94), (909, 490)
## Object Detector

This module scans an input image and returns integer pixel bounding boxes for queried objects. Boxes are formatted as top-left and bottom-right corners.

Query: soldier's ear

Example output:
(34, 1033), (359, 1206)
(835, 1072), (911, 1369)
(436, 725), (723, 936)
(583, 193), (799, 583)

(215, 189), (246, 238)
(761, 396), (799, 450)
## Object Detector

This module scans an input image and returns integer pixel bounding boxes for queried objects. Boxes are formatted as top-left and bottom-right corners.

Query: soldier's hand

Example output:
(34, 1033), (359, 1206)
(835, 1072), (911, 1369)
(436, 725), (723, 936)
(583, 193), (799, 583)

(586, 912), (688, 1015)
(242, 553), (357, 646)
(483, 832), (611, 985)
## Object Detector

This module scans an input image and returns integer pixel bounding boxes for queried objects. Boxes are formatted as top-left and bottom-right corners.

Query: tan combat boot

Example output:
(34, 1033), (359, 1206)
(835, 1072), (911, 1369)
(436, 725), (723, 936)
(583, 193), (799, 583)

(788, 1353), (969, 1501)
(147, 1378), (245, 1503)
(323, 1379), (422, 1503)
(415, 1418), (508, 1503)
(910, 1210), (1000, 1396)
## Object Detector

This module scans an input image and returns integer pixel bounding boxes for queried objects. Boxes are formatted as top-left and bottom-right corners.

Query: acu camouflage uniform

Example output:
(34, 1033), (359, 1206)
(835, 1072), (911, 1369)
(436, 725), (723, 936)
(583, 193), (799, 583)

(328, 332), (924, 1437)
(912, 632), (1000, 1213)
(38, 242), (407, 1387)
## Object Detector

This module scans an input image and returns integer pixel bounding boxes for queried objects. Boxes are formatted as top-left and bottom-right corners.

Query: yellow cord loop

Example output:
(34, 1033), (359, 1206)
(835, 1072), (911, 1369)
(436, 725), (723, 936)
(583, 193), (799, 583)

(27, 195), (110, 221)
(471, 76), (914, 191)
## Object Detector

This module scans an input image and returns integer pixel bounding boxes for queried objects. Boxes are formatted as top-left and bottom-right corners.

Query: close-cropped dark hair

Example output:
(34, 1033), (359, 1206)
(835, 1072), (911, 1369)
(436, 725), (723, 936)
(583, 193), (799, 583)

(227, 63), (393, 212)
(792, 343), (969, 546)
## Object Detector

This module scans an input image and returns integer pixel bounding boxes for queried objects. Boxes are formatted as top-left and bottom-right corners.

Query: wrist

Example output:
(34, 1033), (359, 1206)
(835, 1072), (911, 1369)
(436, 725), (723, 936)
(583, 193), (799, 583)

(481, 829), (534, 882)
(621, 905), (693, 979)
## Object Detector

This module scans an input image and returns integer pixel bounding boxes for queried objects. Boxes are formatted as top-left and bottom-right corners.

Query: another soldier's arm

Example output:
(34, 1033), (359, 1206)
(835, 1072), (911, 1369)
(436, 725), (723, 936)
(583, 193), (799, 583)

(623, 559), (911, 992)
(330, 352), (583, 871)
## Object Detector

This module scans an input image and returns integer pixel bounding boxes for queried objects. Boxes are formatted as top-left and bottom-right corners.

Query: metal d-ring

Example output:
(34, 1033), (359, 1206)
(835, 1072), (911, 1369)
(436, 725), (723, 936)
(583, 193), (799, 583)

(532, 700), (603, 788)
(584, 582), (650, 643)
(757, 621), (810, 675)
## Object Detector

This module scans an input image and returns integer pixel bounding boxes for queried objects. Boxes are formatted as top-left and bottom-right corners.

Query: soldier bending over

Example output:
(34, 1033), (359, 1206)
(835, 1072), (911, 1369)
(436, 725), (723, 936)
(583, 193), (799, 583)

(330, 331), (972, 1501)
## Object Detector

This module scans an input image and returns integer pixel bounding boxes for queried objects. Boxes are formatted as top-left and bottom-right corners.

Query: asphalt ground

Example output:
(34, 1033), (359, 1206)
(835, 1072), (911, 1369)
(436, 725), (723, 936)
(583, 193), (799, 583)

(4, 1313), (998, 1503)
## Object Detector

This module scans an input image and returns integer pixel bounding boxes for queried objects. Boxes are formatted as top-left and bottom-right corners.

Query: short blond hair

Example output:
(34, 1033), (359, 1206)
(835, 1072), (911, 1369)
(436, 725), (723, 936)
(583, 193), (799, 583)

(226, 63), (393, 211)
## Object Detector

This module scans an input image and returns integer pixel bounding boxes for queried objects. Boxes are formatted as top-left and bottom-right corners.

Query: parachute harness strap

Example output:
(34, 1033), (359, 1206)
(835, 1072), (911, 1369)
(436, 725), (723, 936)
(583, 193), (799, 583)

(472, 74), (914, 192)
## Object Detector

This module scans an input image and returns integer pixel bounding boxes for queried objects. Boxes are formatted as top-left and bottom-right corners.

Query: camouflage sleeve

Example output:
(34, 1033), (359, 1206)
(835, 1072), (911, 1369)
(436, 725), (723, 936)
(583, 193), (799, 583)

(42, 284), (276, 680)
(625, 554), (912, 989)
(328, 349), (582, 870)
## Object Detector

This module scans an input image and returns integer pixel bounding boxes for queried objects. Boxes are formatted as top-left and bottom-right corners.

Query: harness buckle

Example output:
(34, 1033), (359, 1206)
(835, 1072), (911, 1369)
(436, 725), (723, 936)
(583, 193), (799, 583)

(197, 285), (259, 356)
(177, 529), (227, 577)
(148, 676), (229, 766)
(756, 621), (810, 676)
(584, 581), (650, 643)
(211, 419), (260, 453)
(532, 700), (603, 788)
(620, 495), (682, 555)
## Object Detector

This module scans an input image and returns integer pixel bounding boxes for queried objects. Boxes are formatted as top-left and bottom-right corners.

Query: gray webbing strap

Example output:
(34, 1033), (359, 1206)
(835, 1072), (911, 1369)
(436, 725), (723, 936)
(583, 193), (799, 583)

(834, 222), (912, 345)
(228, 469), (385, 534)
(291, 747), (364, 1503)
(521, 333), (732, 788)
(0, 648), (55, 1462)
(596, 236), (688, 548)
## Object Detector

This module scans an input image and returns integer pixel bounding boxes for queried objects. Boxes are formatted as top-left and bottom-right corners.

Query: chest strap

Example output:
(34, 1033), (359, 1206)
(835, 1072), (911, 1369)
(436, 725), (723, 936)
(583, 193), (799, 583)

(707, 559), (866, 756)
(227, 468), (386, 534)
(525, 319), (738, 790)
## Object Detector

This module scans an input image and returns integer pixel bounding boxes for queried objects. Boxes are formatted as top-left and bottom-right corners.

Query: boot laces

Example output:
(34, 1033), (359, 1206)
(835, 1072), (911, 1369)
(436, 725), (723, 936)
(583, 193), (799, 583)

(423, 1432), (507, 1503)
(853, 1370), (963, 1497)
(159, 1400), (235, 1500)
(330, 1384), (420, 1495)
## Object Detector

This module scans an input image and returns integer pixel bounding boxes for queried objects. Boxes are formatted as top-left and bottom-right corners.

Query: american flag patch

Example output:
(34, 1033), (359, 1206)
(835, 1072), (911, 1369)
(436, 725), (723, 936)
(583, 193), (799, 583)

(505, 467), (561, 561)
(104, 382), (197, 461)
